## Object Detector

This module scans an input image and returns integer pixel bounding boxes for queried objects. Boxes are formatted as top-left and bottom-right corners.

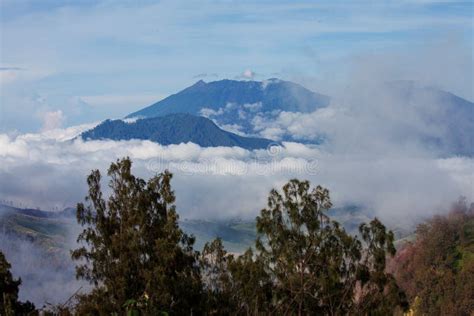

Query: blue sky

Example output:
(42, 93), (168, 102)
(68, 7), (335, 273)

(1, 0), (472, 132)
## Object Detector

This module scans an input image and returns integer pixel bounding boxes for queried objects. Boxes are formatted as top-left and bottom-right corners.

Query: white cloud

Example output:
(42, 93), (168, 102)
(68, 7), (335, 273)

(0, 134), (29, 158)
(243, 102), (262, 111)
(199, 107), (224, 118)
(218, 123), (245, 135)
(251, 107), (338, 141)
(242, 69), (255, 79)
(0, 125), (472, 226)
(41, 110), (65, 131)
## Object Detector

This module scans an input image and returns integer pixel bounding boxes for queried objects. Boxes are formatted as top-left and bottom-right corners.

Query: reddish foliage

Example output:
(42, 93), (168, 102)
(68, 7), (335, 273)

(389, 198), (474, 315)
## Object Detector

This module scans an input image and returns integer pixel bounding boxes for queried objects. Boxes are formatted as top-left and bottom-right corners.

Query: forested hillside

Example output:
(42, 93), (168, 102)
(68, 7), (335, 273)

(390, 199), (474, 315)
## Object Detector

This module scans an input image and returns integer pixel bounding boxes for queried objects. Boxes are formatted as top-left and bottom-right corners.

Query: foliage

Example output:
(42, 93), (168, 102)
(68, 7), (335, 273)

(390, 198), (474, 315)
(200, 239), (272, 314)
(202, 179), (407, 315)
(69, 158), (407, 315)
(71, 157), (202, 314)
(0, 251), (36, 316)
(200, 238), (235, 314)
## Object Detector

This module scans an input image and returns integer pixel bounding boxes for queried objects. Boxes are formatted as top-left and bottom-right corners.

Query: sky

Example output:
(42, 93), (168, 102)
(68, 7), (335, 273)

(1, 2), (473, 305)
(1, 0), (473, 132)
(0, 0), (473, 219)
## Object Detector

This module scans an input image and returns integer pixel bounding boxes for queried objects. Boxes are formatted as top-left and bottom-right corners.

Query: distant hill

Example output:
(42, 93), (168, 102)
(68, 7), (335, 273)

(81, 113), (276, 150)
(383, 81), (474, 156)
(0, 204), (257, 253)
(0, 203), (379, 254)
(127, 78), (330, 119)
(0, 204), (75, 251)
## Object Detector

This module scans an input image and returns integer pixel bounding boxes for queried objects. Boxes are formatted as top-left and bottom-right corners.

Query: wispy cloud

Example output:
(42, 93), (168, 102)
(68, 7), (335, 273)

(193, 73), (219, 79)
(0, 67), (23, 71)
(234, 69), (258, 80)
(41, 110), (65, 131)
(80, 94), (165, 107)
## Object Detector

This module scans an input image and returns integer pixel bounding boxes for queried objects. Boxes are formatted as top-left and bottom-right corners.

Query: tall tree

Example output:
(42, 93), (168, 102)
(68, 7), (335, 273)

(201, 240), (272, 315)
(71, 158), (202, 314)
(200, 238), (234, 314)
(0, 251), (36, 316)
(355, 218), (409, 315)
(254, 179), (407, 315)
(226, 248), (272, 314)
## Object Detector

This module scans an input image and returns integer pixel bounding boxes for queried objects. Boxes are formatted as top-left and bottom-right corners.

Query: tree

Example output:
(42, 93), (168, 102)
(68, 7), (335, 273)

(202, 179), (407, 315)
(0, 251), (36, 316)
(355, 219), (409, 315)
(226, 248), (272, 314)
(71, 157), (202, 314)
(201, 239), (272, 315)
(390, 198), (474, 315)
(200, 238), (234, 314)
(71, 159), (407, 314)
(254, 179), (407, 315)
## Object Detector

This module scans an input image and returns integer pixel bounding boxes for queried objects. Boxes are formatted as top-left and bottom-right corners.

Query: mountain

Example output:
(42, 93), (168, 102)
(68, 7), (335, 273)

(81, 113), (275, 149)
(86, 78), (472, 154)
(383, 81), (474, 156)
(0, 204), (75, 251)
(126, 79), (330, 138)
(127, 78), (330, 119)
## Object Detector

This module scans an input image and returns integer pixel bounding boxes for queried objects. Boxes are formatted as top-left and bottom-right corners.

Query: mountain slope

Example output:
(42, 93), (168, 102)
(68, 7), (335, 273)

(81, 113), (275, 149)
(0, 204), (75, 251)
(126, 79), (330, 119)
(383, 81), (474, 156)
(0, 203), (378, 254)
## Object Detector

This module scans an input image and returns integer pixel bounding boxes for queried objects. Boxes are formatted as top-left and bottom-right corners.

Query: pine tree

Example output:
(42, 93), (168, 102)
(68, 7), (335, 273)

(71, 157), (202, 314)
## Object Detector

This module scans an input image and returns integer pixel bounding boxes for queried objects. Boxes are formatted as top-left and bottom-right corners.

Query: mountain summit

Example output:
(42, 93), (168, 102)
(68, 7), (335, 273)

(126, 79), (330, 119)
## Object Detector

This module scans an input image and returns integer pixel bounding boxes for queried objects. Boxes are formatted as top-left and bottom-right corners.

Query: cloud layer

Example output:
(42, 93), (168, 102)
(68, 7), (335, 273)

(0, 124), (471, 226)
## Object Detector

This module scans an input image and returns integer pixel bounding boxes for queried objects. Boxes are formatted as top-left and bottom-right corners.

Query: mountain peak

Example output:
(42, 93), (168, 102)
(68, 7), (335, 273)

(126, 78), (330, 119)
(194, 79), (207, 86)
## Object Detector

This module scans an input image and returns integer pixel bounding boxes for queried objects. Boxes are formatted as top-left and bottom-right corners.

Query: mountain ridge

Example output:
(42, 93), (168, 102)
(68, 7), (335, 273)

(82, 78), (472, 155)
(81, 113), (276, 149)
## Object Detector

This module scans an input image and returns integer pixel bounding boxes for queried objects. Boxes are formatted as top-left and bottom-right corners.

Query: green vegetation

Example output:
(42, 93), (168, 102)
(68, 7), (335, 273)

(0, 251), (35, 315)
(0, 206), (73, 252)
(390, 198), (474, 315)
(200, 180), (407, 315)
(69, 158), (406, 314)
(71, 158), (202, 315)
(1, 158), (472, 315)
